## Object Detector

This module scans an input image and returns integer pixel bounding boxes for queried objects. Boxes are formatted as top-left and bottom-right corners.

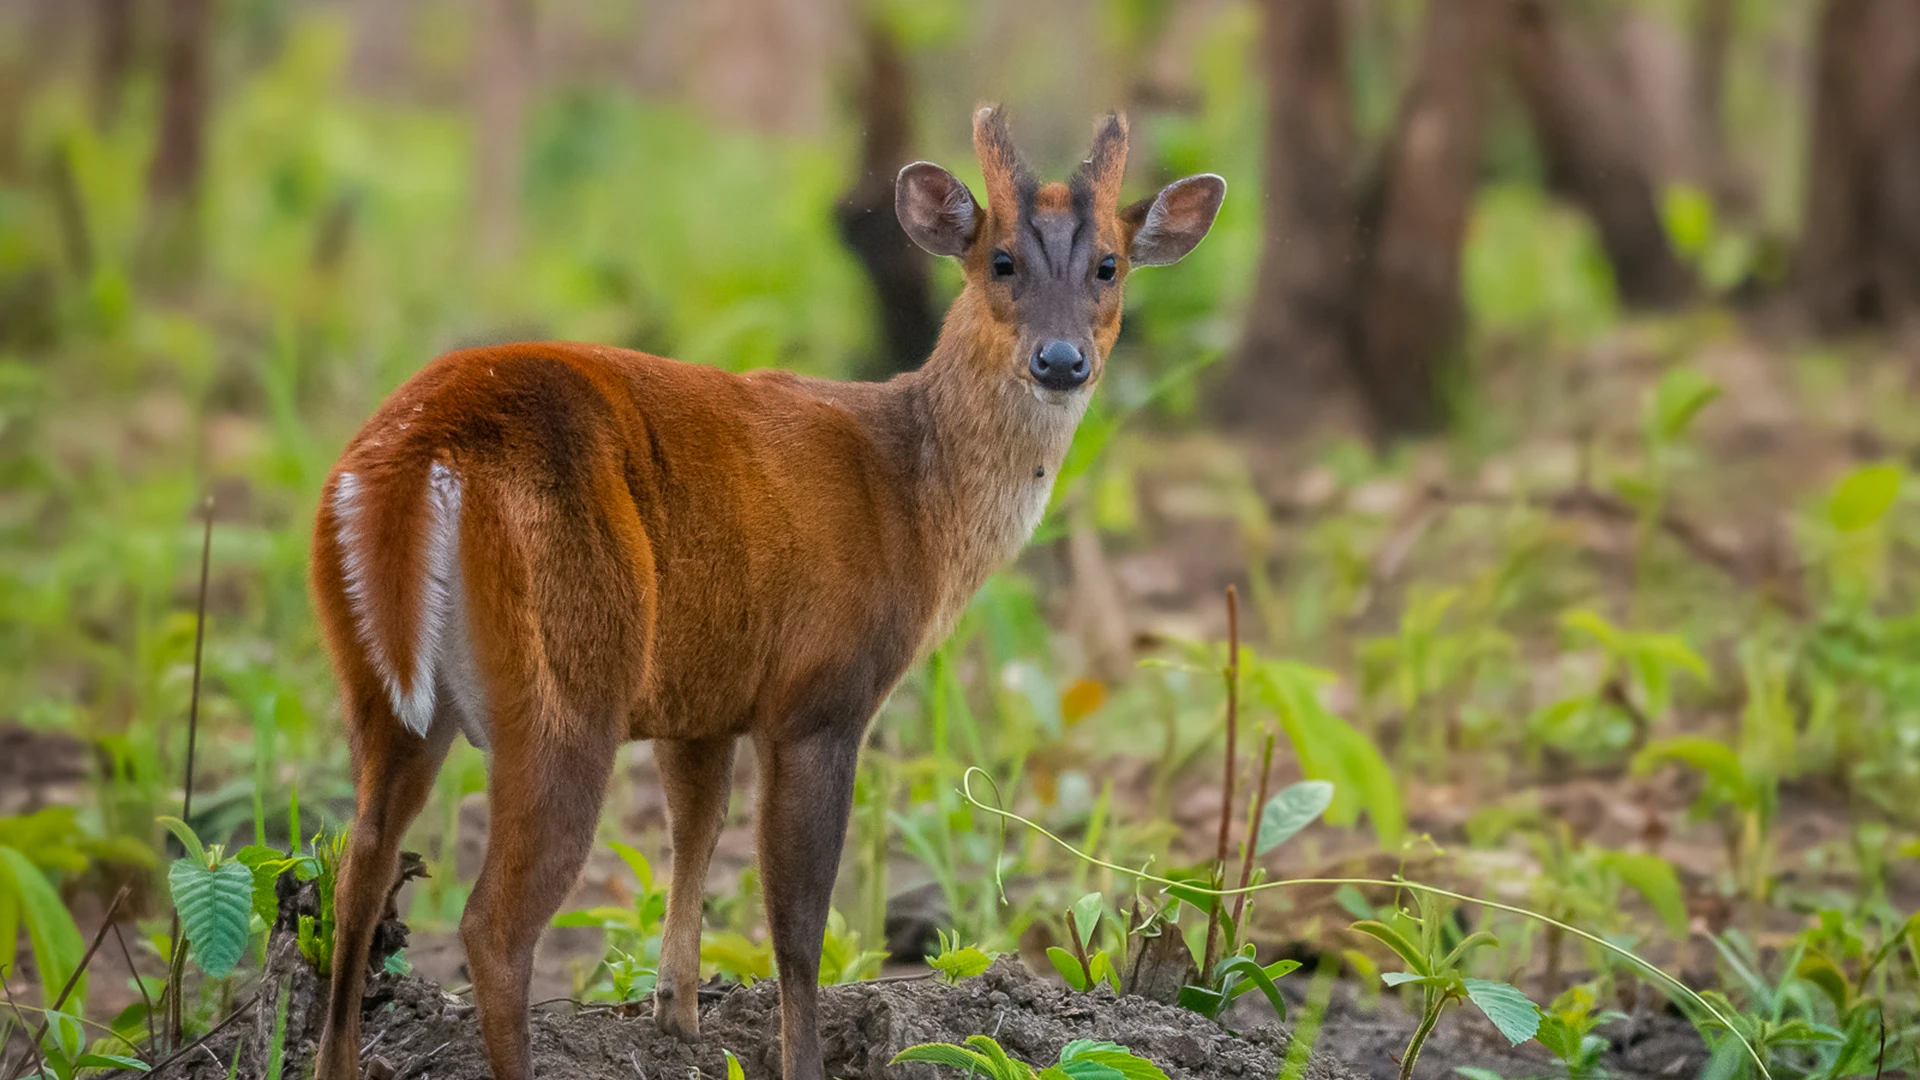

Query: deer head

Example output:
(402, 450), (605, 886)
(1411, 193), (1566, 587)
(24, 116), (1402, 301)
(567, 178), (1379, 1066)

(895, 107), (1226, 404)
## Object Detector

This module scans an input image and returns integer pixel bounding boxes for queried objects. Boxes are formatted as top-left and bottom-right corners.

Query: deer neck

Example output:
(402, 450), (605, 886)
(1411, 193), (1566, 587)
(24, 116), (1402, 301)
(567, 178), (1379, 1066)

(887, 289), (1089, 631)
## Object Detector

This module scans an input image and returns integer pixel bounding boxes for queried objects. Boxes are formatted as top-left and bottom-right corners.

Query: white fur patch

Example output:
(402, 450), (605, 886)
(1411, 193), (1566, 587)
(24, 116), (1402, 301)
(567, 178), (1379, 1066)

(332, 463), (483, 742)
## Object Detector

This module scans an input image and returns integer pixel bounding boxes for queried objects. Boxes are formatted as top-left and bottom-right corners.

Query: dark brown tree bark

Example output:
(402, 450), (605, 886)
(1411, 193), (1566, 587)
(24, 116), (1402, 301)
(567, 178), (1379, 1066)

(1690, 0), (1740, 208)
(1216, 0), (1358, 428)
(1506, 0), (1694, 309)
(92, 0), (137, 128)
(1796, 0), (1920, 331)
(1347, 0), (1502, 437)
(835, 18), (938, 376)
(144, 0), (211, 271)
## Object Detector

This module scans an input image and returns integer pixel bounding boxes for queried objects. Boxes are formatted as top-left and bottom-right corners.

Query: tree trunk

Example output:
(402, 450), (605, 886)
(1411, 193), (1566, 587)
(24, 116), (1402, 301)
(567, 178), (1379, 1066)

(1347, 0), (1501, 438)
(1216, 0), (1358, 428)
(1796, 0), (1920, 331)
(474, 0), (535, 259)
(834, 17), (938, 376)
(1690, 0), (1741, 208)
(145, 0), (211, 273)
(1506, 0), (1695, 309)
(92, 0), (137, 128)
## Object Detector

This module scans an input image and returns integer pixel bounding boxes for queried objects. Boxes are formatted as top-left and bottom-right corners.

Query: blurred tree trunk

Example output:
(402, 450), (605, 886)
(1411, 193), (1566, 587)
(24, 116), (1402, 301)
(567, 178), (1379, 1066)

(474, 0), (535, 259)
(145, 0), (211, 273)
(1796, 0), (1920, 332)
(1506, 0), (1694, 309)
(350, 0), (410, 93)
(1347, 0), (1501, 437)
(835, 18), (938, 376)
(1690, 0), (1739, 207)
(1216, 0), (1358, 428)
(92, 0), (137, 128)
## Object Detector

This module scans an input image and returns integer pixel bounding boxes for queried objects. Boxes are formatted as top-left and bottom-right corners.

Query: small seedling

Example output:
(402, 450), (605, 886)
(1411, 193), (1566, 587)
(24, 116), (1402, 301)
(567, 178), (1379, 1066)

(1045, 892), (1120, 993)
(926, 930), (997, 984)
(1353, 896), (1540, 1080)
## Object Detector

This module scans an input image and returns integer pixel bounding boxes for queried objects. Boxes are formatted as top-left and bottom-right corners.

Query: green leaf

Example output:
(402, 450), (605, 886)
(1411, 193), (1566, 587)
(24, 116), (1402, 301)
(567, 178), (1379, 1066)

(1256, 781), (1334, 855)
(0, 845), (85, 1008)
(1381, 971), (1436, 987)
(1633, 737), (1749, 805)
(1213, 954), (1297, 1021)
(607, 840), (655, 894)
(723, 1049), (745, 1080)
(1596, 850), (1689, 935)
(926, 936), (996, 984)
(169, 858), (254, 978)
(891, 1043), (996, 1072)
(77, 1052), (151, 1071)
(1351, 920), (1430, 977)
(1661, 184), (1715, 259)
(1830, 464), (1903, 532)
(1070, 892), (1104, 948)
(156, 816), (207, 866)
(1646, 367), (1721, 444)
(1057, 1042), (1168, 1080)
(1453, 1068), (1506, 1080)
(1463, 979), (1541, 1046)
(1047, 946), (1090, 991)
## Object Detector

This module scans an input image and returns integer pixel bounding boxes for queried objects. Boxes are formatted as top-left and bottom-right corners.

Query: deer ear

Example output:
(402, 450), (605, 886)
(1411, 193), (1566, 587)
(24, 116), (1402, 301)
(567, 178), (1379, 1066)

(1122, 174), (1226, 266)
(896, 162), (981, 258)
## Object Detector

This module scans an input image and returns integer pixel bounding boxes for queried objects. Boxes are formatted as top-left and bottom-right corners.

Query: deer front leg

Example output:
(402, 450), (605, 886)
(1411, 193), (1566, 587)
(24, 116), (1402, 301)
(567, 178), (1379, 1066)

(653, 735), (736, 1041)
(755, 726), (860, 1080)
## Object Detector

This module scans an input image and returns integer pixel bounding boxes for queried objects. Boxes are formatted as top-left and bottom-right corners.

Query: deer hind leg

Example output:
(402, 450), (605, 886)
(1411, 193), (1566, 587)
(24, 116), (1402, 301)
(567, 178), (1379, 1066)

(653, 735), (736, 1041)
(313, 690), (456, 1080)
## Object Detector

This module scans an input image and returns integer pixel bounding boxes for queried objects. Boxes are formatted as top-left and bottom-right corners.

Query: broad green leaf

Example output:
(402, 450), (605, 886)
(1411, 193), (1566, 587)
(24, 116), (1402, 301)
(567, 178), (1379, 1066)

(169, 857), (254, 978)
(1054, 1061), (1125, 1080)
(0, 845), (85, 1008)
(1830, 464), (1903, 532)
(966, 1035), (1029, 1080)
(1463, 979), (1541, 1046)
(1381, 971), (1436, 987)
(1596, 851), (1688, 935)
(1070, 892), (1103, 948)
(1256, 781), (1334, 855)
(1047, 946), (1089, 991)
(1352, 920), (1430, 977)
(1453, 1069), (1507, 1080)
(723, 1049), (745, 1080)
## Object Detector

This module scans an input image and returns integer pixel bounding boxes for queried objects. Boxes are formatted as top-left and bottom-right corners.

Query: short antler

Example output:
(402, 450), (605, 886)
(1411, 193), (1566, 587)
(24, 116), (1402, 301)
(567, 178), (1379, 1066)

(1076, 112), (1129, 217)
(972, 105), (1033, 215)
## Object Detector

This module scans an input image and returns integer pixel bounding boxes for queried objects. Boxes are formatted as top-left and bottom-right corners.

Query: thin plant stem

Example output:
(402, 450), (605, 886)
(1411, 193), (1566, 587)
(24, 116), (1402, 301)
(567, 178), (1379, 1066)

(1398, 997), (1445, 1080)
(111, 918), (159, 1056)
(1230, 733), (1277, 936)
(0, 966), (47, 1080)
(958, 766), (1772, 1080)
(1202, 586), (1241, 977)
(167, 494), (215, 1050)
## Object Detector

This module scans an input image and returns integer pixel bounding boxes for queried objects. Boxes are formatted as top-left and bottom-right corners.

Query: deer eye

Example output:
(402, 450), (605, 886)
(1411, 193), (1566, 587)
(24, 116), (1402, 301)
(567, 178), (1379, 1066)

(992, 250), (1015, 278)
(1097, 254), (1117, 281)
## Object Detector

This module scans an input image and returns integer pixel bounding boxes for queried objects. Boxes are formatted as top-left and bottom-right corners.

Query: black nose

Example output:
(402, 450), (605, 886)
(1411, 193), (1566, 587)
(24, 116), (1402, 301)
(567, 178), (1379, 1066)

(1029, 340), (1090, 391)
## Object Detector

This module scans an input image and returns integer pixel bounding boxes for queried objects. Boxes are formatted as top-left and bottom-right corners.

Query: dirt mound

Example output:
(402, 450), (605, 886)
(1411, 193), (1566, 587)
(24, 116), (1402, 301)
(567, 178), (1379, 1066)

(171, 956), (1363, 1080)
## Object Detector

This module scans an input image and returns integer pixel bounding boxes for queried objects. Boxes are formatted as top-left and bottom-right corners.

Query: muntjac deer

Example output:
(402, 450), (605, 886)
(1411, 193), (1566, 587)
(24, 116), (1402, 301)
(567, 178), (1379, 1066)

(310, 108), (1222, 1080)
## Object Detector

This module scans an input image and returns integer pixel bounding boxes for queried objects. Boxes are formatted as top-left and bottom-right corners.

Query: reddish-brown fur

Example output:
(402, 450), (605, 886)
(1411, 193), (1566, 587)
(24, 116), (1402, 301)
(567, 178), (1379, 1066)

(311, 109), (1222, 1080)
